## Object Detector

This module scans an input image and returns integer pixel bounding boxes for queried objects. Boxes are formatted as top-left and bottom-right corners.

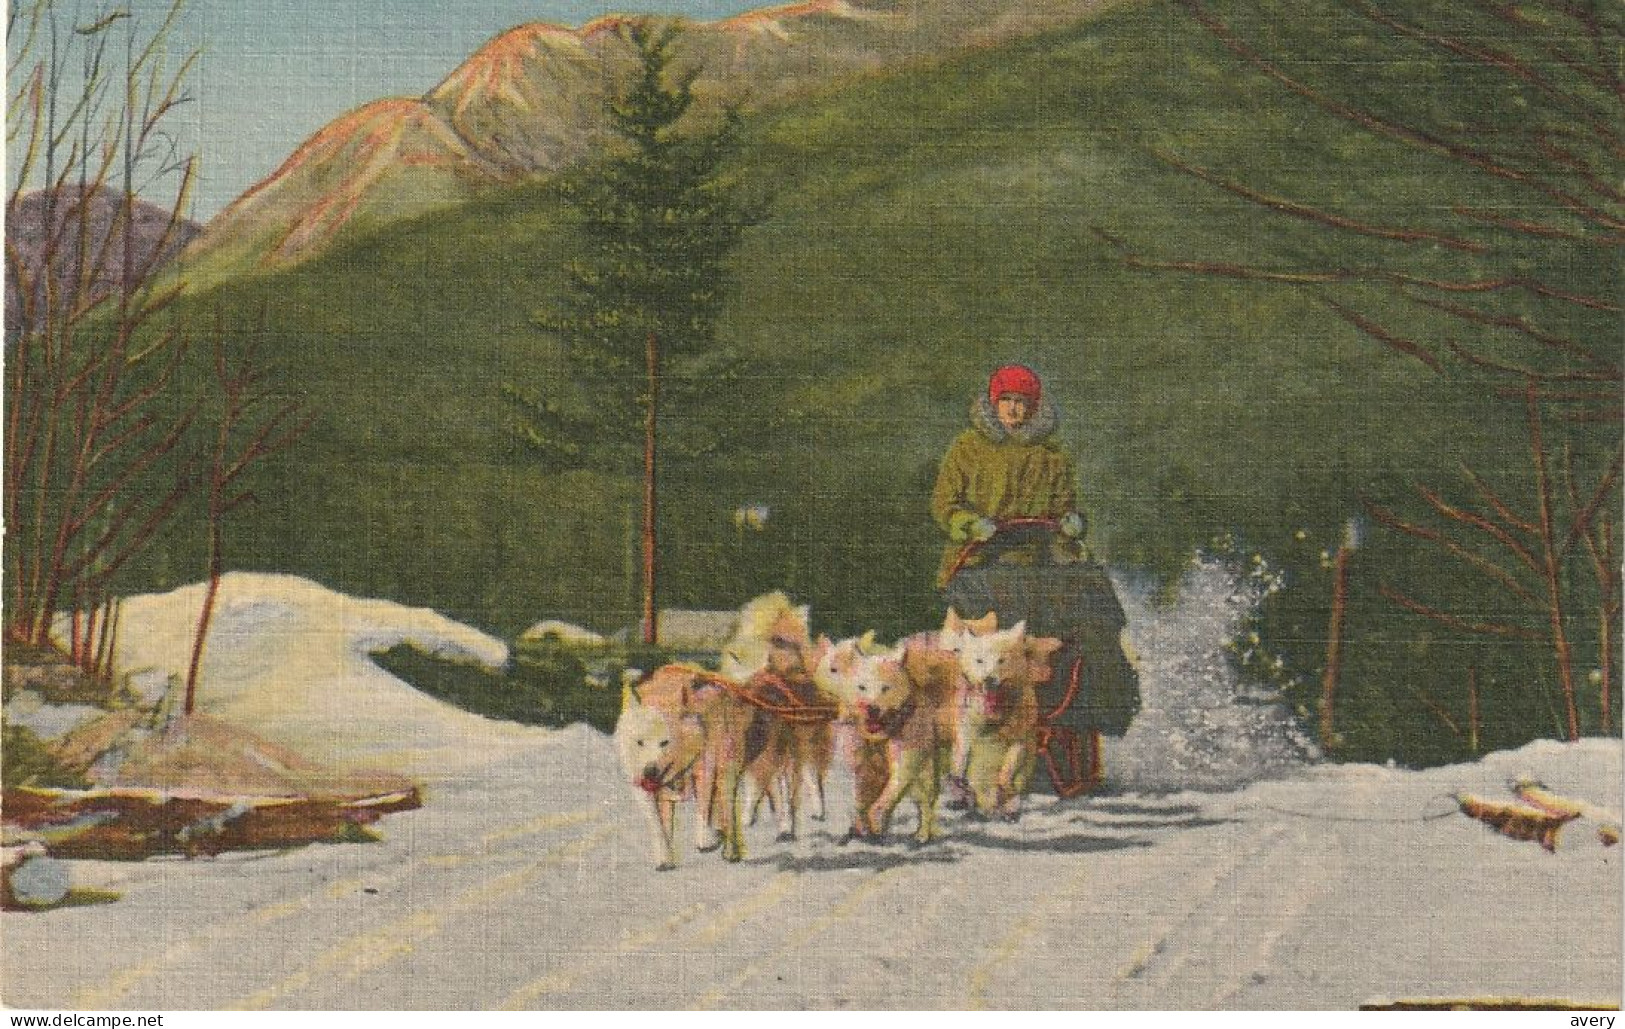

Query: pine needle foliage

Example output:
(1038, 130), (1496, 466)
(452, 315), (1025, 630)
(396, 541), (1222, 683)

(516, 19), (759, 468)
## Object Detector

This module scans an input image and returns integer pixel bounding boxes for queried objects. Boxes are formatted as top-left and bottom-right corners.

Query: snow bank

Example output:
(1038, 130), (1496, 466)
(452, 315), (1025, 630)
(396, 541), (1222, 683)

(518, 619), (606, 646)
(108, 573), (537, 780)
(3, 691), (103, 741)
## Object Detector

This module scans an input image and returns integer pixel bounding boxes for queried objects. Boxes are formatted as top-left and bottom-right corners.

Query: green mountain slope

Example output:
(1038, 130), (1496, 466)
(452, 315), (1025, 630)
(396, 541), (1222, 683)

(177, 0), (1127, 285)
(135, 0), (1616, 765)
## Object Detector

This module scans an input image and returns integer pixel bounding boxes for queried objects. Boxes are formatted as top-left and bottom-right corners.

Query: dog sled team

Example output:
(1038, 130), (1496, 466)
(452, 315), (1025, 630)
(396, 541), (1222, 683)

(615, 592), (1077, 869)
(616, 362), (1139, 868)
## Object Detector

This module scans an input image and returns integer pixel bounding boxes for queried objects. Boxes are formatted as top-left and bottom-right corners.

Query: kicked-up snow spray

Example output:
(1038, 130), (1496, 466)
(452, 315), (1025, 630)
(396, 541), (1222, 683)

(1105, 556), (1320, 792)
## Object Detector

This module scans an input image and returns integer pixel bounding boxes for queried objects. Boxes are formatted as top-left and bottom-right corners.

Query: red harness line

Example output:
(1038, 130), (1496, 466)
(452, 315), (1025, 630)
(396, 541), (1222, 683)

(688, 667), (839, 725)
(681, 614), (1099, 793)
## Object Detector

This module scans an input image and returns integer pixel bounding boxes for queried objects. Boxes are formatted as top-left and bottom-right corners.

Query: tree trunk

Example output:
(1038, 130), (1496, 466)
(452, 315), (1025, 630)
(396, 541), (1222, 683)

(184, 521), (222, 717)
(1467, 665), (1480, 755)
(642, 330), (660, 646)
(186, 401), (232, 715)
(1320, 540), (1352, 750)
(93, 595), (119, 680)
(1525, 382), (1578, 741)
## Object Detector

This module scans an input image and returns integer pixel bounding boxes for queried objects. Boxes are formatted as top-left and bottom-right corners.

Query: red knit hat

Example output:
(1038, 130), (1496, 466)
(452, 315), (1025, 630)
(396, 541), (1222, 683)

(988, 364), (1042, 406)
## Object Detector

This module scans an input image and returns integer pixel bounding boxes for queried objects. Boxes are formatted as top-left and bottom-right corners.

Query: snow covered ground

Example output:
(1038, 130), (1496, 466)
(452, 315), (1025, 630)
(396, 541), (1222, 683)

(101, 573), (527, 775)
(3, 571), (1619, 1010)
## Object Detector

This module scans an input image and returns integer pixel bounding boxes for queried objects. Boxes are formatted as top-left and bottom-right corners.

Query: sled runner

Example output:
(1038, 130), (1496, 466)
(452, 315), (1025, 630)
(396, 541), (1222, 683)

(942, 518), (1141, 797)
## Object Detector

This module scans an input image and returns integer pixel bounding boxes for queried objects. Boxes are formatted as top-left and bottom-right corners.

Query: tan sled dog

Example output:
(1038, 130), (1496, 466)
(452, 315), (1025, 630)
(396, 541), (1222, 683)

(816, 633), (953, 843)
(614, 664), (753, 868)
(940, 610), (1063, 820)
(720, 593), (835, 839)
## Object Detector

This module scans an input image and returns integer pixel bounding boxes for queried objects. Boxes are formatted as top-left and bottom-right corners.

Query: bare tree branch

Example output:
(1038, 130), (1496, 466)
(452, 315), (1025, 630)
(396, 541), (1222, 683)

(1180, 0), (1625, 232)
(1092, 228), (1619, 312)
(1446, 339), (1619, 383)
(1379, 584), (1544, 639)
(1453, 204), (1625, 243)
(1460, 465), (1538, 534)
(1348, 0), (1623, 150)
(1412, 293), (1622, 374)
(1321, 297), (1443, 372)
(1559, 445), (1625, 558)
(1363, 496), (1539, 601)
(1415, 482), (1540, 572)
(1470, 0), (1625, 104)
(1147, 145), (1488, 251)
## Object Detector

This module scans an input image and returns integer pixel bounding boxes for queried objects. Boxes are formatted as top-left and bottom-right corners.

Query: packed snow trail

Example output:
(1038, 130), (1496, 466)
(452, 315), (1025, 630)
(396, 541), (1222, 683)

(8, 733), (1616, 1009)
(3, 574), (1618, 1009)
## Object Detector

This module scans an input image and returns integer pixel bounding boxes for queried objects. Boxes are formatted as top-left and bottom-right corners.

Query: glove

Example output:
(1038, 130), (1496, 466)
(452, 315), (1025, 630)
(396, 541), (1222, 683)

(949, 511), (998, 543)
(1059, 512), (1086, 539)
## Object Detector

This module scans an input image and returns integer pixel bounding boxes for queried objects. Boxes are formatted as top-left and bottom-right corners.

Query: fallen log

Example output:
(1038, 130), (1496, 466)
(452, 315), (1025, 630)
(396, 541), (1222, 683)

(1456, 793), (1578, 852)
(2, 784), (422, 860)
(1512, 779), (1623, 847)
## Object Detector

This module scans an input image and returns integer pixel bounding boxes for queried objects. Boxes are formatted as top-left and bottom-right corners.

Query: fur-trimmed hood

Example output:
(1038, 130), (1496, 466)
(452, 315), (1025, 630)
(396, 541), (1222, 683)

(970, 394), (1059, 444)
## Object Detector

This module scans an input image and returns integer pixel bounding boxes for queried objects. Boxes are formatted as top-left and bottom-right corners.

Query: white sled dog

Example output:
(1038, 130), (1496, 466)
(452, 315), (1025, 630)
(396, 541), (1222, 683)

(614, 664), (753, 869)
(719, 592), (835, 840)
(939, 609), (1062, 820)
(816, 629), (957, 842)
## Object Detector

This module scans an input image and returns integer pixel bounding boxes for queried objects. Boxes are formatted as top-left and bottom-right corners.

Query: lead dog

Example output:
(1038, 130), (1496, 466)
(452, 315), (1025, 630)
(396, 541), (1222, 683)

(614, 664), (754, 869)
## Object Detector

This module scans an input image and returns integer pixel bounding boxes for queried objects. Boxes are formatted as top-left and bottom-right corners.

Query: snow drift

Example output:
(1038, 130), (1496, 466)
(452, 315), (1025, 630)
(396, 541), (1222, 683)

(107, 572), (533, 779)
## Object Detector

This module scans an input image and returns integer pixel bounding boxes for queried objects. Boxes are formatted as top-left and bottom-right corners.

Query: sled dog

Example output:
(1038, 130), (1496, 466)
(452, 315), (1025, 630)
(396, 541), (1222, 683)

(719, 593), (836, 839)
(816, 632), (952, 842)
(940, 609), (1062, 820)
(614, 664), (753, 868)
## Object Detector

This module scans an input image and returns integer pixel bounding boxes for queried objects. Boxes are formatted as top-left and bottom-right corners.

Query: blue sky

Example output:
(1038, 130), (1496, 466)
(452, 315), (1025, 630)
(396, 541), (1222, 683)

(139, 0), (765, 219)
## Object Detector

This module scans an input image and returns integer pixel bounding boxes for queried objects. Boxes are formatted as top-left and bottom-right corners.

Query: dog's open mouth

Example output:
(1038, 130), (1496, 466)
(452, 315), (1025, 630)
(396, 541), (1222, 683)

(858, 700), (915, 739)
(861, 705), (889, 737)
(638, 765), (672, 794)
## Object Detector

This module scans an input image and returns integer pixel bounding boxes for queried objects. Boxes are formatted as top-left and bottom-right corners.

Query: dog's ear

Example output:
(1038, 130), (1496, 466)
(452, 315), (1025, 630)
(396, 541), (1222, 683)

(825, 639), (848, 669)
(687, 671), (724, 703)
(620, 675), (643, 711)
(857, 629), (884, 657)
(968, 611), (999, 634)
(813, 641), (847, 692)
(943, 608), (963, 634)
(1007, 619), (1028, 641)
(1027, 635), (1064, 660)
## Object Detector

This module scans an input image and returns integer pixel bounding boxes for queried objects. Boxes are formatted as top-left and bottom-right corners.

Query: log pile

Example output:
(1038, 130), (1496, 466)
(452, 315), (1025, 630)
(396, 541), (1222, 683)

(2, 711), (423, 908)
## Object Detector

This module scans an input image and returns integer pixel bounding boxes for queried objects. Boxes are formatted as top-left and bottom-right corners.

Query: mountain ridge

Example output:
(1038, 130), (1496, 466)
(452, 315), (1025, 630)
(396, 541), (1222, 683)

(180, 0), (1120, 280)
(5, 186), (202, 327)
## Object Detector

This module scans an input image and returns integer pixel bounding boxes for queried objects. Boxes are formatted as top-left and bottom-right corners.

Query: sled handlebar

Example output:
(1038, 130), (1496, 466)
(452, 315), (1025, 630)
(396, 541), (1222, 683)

(944, 516), (1062, 584)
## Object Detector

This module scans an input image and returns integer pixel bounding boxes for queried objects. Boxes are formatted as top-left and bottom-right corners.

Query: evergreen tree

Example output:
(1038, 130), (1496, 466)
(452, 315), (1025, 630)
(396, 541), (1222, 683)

(513, 20), (756, 643)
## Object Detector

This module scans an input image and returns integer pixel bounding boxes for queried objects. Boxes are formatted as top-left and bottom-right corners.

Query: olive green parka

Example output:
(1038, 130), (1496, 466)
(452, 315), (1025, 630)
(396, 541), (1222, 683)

(931, 395), (1084, 587)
